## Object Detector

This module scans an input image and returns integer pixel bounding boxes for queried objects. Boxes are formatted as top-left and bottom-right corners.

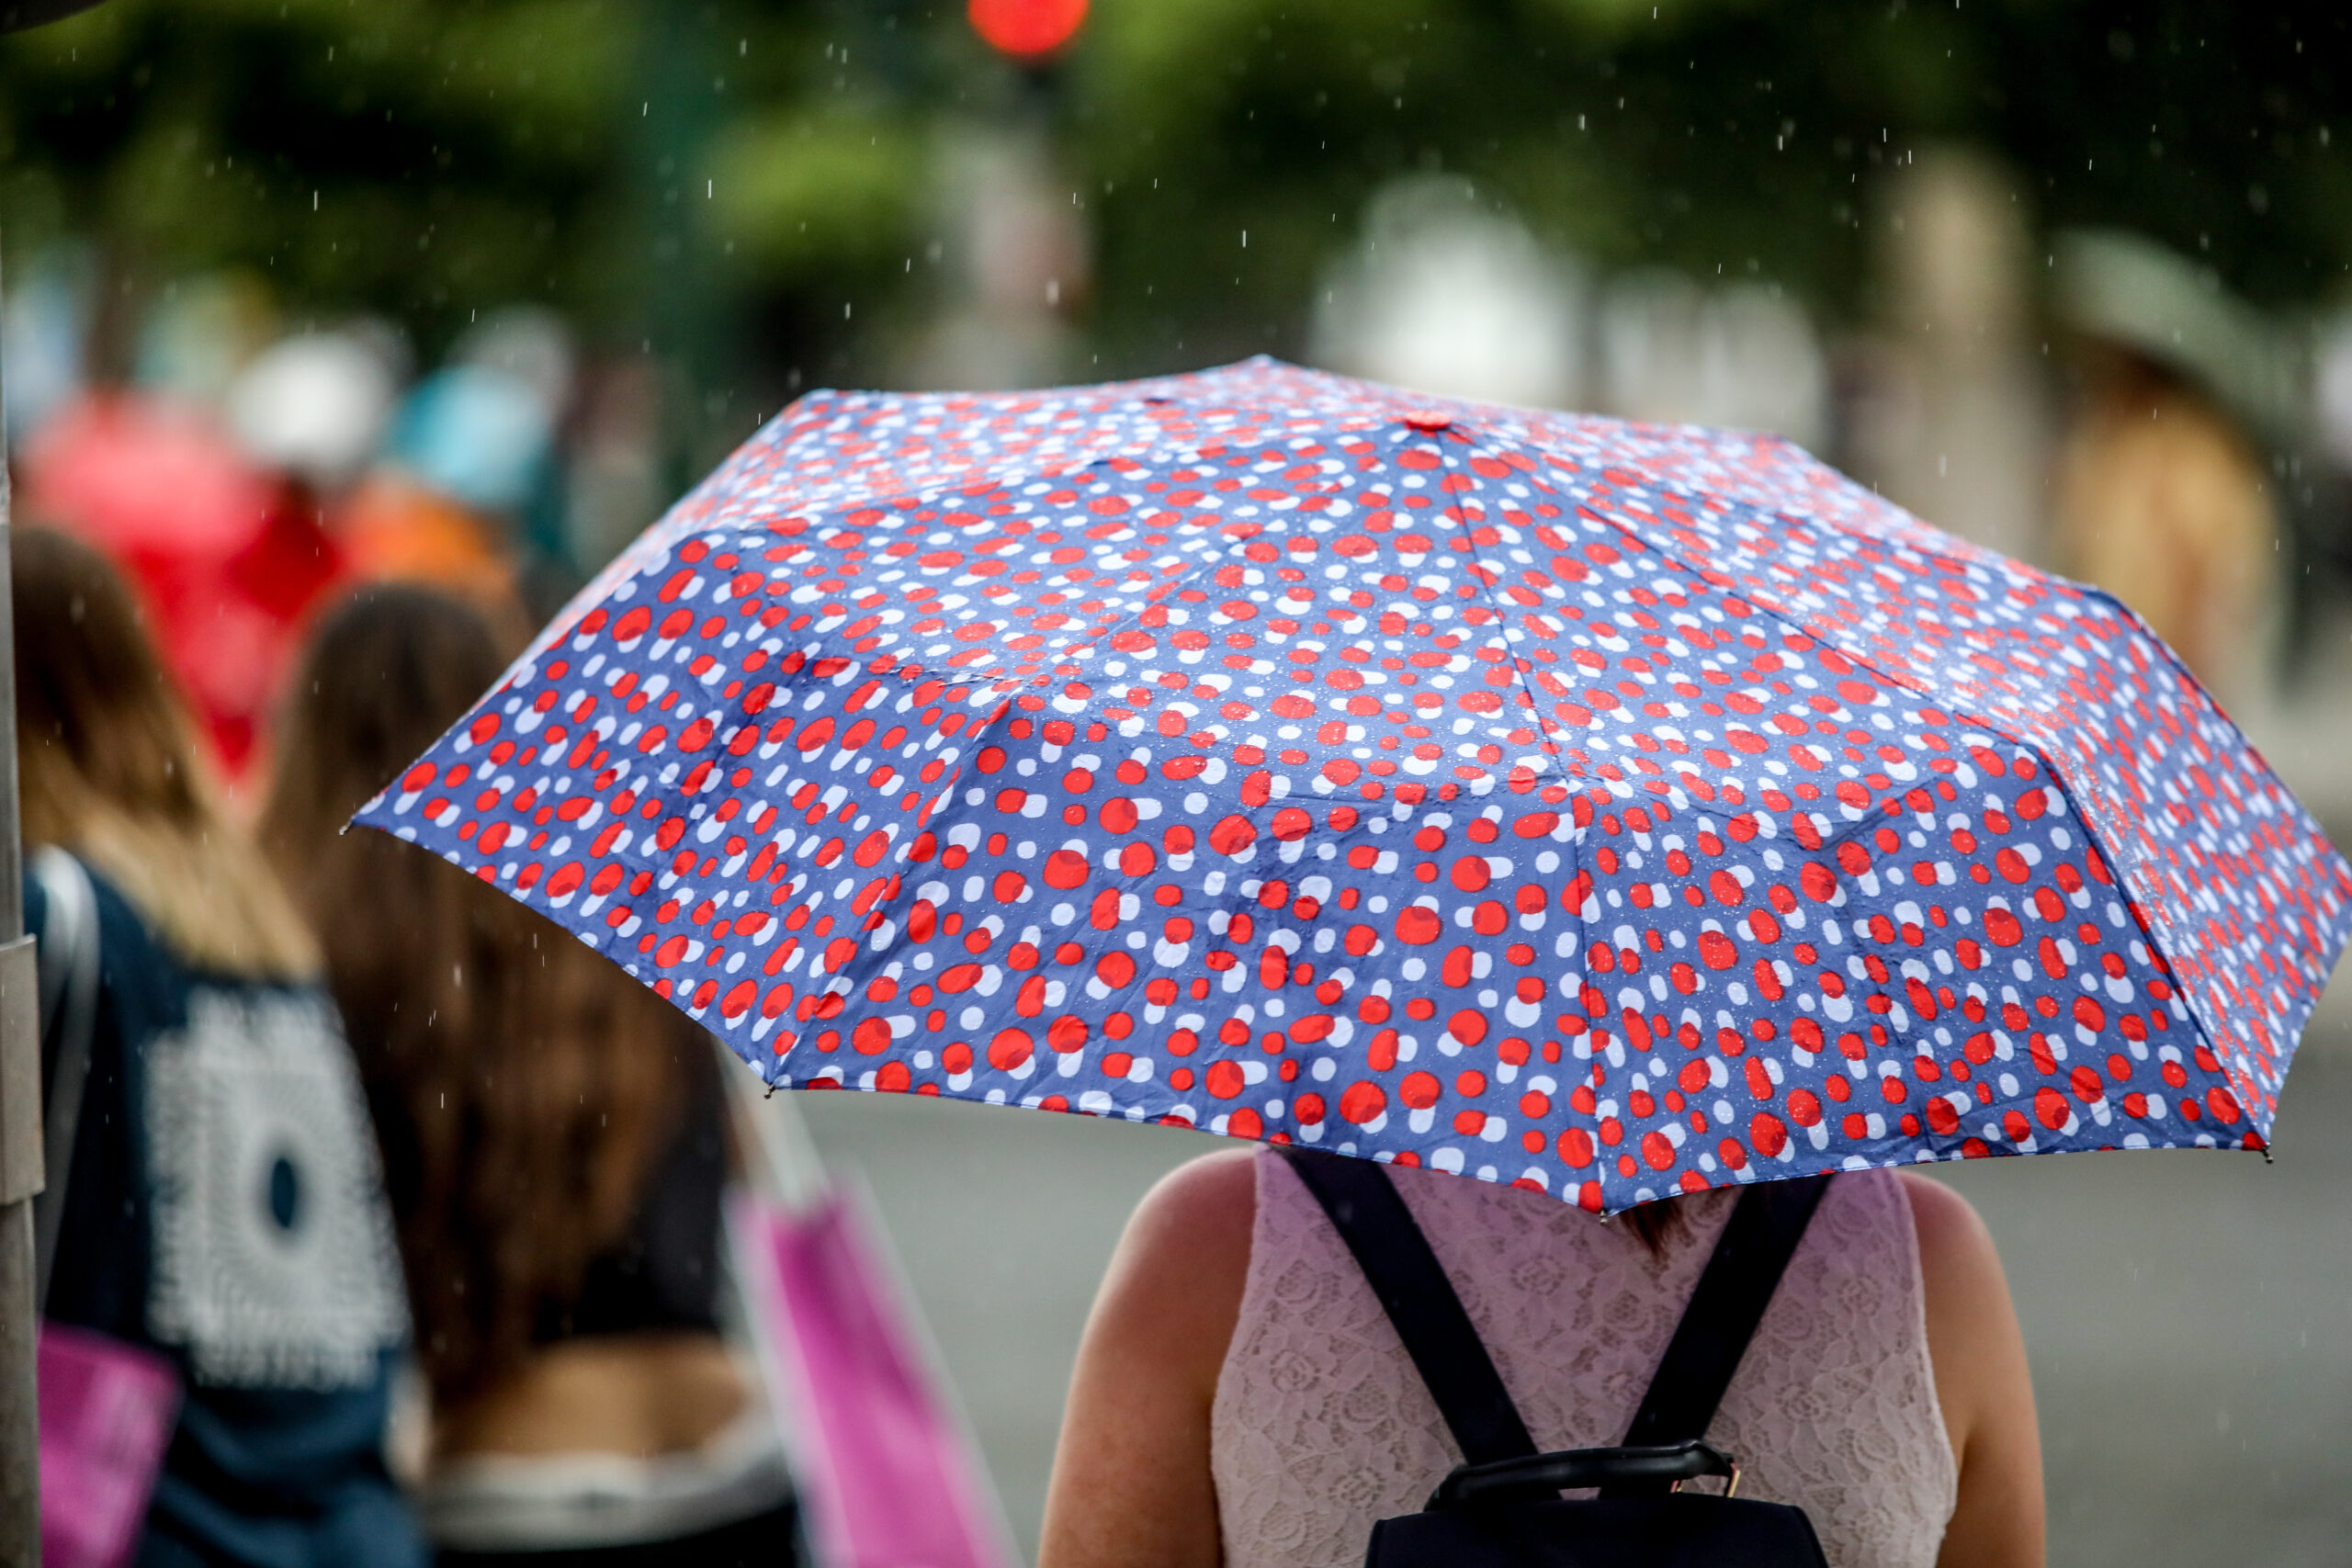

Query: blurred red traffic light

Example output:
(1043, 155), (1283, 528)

(968, 0), (1087, 58)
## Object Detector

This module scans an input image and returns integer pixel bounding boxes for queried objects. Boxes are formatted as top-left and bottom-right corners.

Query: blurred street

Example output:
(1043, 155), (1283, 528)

(804, 954), (2352, 1566)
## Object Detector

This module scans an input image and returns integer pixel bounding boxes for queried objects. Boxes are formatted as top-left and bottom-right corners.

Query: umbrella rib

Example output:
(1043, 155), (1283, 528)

(1440, 428), (2274, 1130)
(1432, 423), (1577, 792)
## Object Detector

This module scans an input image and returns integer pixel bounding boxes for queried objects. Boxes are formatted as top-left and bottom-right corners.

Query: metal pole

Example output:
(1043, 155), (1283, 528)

(0, 11), (196, 1559)
(0, 20), (138, 1553)
(0, 241), (39, 1568)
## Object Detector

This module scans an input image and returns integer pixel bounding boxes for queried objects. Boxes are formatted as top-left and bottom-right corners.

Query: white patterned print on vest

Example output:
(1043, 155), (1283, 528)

(1211, 1153), (1957, 1568)
(144, 987), (409, 1389)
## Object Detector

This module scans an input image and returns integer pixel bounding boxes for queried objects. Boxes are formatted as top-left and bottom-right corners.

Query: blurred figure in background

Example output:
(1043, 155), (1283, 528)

(335, 306), (579, 627)
(18, 287), (573, 794)
(2049, 230), (2298, 710)
(19, 393), (344, 781)
(261, 587), (796, 1568)
(2052, 349), (2275, 705)
(16, 527), (423, 1568)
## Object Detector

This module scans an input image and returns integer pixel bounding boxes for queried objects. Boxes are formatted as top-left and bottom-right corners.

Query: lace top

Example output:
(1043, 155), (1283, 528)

(1210, 1154), (1956, 1568)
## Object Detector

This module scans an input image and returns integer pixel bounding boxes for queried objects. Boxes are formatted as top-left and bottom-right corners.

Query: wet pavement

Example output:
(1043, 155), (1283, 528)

(798, 956), (2352, 1565)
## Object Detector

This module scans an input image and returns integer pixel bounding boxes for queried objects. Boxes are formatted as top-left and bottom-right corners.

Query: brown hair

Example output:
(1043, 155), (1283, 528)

(260, 584), (700, 1410)
(11, 527), (318, 978)
(1620, 1201), (1685, 1254)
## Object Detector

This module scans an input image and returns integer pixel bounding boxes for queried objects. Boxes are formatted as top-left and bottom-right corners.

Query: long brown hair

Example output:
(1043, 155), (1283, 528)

(11, 526), (317, 978)
(260, 585), (699, 1410)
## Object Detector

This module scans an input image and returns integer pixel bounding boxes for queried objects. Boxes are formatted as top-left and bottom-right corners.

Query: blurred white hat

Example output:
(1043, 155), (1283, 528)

(226, 326), (403, 489)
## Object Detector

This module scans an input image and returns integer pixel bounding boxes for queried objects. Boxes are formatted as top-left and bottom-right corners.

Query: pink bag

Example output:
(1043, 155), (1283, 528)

(731, 1184), (1013, 1568)
(38, 1322), (182, 1568)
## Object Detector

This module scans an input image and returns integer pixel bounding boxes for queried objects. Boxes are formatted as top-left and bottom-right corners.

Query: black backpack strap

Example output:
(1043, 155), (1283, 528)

(1604, 1172), (1833, 1495)
(1279, 1147), (1538, 1466)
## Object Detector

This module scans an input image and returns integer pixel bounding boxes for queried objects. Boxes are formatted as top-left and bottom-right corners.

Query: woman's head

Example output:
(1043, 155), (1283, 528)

(261, 581), (509, 847)
(11, 525), (316, 977)
(263, 585), (703, 1411)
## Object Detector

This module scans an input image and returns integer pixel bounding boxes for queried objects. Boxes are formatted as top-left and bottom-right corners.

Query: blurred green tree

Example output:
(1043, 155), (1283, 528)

(0, 0), (2342, 400)
(0, 0), (929, 459)
(1073, 0), (2352, 367)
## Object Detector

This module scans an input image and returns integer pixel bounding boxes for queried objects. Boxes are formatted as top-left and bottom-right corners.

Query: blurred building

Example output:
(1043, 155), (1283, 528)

(901, 122), (1090, 392)
(1308, 173), (1832, 454)
(1841, 150), (2050, 563)
(1595, 270), (1827, 451)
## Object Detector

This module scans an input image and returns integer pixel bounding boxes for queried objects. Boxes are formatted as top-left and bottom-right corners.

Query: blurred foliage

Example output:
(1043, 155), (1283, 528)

(0, 0), (2344, 391)
(708, 106), (923, 281)
(1073, 0), (2352, 366)
(0, 0), (642, 350)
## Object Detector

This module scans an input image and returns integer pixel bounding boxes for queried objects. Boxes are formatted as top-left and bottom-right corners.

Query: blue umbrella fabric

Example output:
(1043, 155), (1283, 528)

(356, 359), (2352, 1213)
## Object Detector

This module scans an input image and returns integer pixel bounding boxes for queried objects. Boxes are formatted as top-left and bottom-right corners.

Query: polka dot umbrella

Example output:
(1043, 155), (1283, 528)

(354, 358), (2352, 1213)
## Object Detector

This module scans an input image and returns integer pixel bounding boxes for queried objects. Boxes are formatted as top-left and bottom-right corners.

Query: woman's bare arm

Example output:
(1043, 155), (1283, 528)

(1900, 1173), (2045, 1568)
(1039, 1150), (1258, 1568)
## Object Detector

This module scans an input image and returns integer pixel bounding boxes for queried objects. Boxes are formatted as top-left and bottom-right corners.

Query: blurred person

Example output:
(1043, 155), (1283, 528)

(15, 526), (424, 1568)
(333, 467), (521, 624)
(1040, 1153), (2043, 1568)
(2052, 348), (2276, 708)
(260, 586), (796, 1567)
(324, 346), (570, 627)
(22, 392), (345, 780)
(2047, 230), (2297, 711)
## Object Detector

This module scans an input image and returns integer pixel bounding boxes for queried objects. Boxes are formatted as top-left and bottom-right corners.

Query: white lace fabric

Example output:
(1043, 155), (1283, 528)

(1210, 1155), (1957, 1568)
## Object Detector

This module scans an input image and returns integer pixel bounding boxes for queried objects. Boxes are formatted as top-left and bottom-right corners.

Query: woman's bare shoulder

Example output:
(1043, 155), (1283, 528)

(1074, 1148), (1261, 1409)
(1119, 1148), (1260, 1288)
(1894, 1171), (2003, 1286)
